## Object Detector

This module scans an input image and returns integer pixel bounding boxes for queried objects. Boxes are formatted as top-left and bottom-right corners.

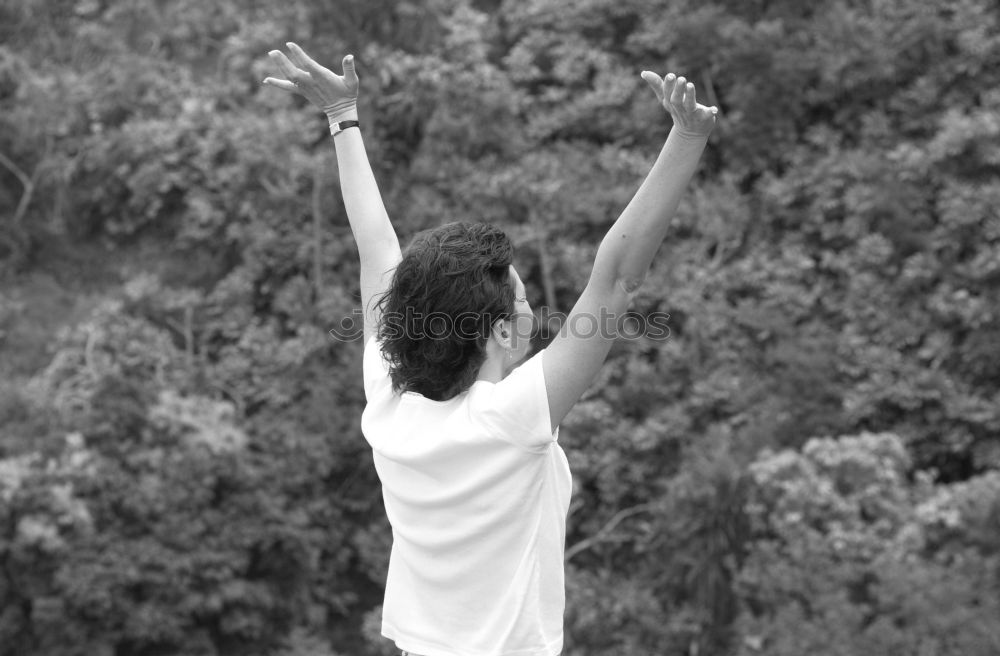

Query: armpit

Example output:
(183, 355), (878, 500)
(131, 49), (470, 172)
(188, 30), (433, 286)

(618, 276), (645, 294)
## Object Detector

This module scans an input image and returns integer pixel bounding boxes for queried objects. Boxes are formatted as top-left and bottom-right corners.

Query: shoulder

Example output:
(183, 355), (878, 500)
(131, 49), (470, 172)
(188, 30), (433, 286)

(470, 350), (558, 454)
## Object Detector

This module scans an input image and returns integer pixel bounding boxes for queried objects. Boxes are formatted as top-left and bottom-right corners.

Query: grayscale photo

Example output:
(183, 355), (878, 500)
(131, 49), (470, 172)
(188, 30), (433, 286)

(1, 1), (998, 655)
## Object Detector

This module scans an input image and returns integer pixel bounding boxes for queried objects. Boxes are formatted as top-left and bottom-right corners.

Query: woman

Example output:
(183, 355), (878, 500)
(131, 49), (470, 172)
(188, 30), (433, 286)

(264, 42), (716, 656)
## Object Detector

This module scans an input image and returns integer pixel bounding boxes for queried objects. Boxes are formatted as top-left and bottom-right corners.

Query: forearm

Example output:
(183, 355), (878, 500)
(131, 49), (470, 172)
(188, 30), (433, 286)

(331, 111), (399, 257)
(591, 128), (708, 290)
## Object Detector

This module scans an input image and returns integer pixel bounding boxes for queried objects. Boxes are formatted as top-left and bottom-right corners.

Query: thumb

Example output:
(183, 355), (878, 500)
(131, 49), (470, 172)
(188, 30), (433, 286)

(342, 54), (359, 89)
(640, 70), (664, 102)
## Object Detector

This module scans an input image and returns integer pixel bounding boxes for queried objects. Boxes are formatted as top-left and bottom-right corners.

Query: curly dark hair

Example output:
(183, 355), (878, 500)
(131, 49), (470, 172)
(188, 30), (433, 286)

(374, 221), (516, 401)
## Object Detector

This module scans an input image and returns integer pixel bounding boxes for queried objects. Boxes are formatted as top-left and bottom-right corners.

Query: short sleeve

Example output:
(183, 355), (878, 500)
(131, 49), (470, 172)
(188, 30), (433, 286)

(363, 335), (393, 400)
(474, 349), (557, 453)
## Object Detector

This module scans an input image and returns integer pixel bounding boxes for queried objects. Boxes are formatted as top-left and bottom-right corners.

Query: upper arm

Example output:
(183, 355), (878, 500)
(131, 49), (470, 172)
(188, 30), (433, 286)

(541, 275), (634, 433)
(359, 238), (402, 344)
(362, 333), (393, 400)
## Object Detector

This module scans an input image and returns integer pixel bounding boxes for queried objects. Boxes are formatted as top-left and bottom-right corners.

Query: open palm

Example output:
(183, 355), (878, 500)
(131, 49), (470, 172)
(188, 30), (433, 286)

(263, 42), (359, 120)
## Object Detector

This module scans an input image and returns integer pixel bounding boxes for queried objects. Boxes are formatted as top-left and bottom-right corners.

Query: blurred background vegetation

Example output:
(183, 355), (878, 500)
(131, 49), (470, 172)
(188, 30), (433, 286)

(1, 0), (998, 654)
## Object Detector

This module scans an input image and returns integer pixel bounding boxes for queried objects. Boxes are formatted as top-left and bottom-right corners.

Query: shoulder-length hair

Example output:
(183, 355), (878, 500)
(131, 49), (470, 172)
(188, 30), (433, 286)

(374, 221), (516, 401)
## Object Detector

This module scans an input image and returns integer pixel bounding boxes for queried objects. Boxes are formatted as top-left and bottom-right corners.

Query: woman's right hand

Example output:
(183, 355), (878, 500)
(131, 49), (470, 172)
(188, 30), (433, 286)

(640, 71), (718, 138)
(263, 42), (359, 122)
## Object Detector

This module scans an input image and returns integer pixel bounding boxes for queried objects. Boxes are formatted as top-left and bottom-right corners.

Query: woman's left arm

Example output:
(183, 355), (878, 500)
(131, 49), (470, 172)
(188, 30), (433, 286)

(540, 72), (717, 432)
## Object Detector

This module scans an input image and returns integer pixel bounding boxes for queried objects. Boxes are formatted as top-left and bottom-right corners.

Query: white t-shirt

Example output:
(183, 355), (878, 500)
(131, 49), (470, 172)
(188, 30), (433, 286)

(361, 336), (573, 656)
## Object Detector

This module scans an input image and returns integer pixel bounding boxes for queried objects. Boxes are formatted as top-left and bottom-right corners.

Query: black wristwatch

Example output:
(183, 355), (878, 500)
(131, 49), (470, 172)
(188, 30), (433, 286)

(330, 120), (360, 136)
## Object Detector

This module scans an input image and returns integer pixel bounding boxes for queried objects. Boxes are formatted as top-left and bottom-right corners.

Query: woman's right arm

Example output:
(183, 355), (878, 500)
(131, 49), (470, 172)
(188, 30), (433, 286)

(541, 73), (717, 433)
(328, 106), (403, 344)
(264, 43), (402, 343)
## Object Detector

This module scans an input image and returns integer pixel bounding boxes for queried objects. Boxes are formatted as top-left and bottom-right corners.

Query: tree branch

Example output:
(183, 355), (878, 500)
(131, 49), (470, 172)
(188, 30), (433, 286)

(184, 305), (194, 372)
(0, 150), (35, 228)
(312, 161), (325, 300)
(565, 503), (652, 562)
(533, 218), (557, 310)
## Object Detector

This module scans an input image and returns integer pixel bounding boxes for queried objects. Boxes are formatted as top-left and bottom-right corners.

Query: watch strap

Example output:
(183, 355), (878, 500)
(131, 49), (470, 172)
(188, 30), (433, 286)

(330, 119), (360, 136)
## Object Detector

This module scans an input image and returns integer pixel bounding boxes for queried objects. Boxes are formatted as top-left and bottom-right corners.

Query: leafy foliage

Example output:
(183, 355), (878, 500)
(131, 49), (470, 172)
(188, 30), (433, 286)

(1, 0), (998, 654)
(736, 432), (1000, 656)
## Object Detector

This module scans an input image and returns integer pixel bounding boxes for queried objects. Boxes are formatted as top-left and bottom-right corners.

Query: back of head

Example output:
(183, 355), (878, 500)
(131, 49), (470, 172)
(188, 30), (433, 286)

(375, 222), (516, 401)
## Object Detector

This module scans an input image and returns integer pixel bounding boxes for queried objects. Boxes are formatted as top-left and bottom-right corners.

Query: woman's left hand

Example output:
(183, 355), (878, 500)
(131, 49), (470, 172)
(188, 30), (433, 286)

(263, 42), (359, 122)
(640, 71), (718, 138)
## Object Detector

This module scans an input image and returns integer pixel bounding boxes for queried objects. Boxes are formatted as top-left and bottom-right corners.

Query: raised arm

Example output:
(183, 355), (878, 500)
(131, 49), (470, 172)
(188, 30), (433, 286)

(264, 43), (402, 342)
(542, 72), (717, 432)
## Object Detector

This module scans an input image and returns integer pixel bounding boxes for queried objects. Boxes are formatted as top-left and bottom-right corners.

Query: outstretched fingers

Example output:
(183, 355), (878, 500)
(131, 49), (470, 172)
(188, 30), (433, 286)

(641, 68), (719, 134)
(683, 81), (696, 112)
(286, 42), (324, 74)
(642, 71), (709, 116)
(641, 70), (664, 102)
(268, 50), (306, 82)
(262, 77), (297, 92)
(341, 54), (358, 89)
(669, 76), (686, 107)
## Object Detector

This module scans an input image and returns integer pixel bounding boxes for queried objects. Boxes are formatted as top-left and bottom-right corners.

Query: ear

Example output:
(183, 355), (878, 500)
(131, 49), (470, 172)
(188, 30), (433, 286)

(491, 317), (512, 349)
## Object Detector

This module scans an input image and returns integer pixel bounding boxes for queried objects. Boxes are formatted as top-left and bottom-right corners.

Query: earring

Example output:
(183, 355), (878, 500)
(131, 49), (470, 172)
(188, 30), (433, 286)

(506, 348), (512, 361)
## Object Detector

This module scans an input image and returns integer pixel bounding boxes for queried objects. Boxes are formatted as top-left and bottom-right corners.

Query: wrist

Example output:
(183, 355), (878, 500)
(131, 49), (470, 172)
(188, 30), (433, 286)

(328, 109), (359, 123)
(669, 126), (711, 141)
(324, 103), (358, 125)
(330, 118), (360, 137)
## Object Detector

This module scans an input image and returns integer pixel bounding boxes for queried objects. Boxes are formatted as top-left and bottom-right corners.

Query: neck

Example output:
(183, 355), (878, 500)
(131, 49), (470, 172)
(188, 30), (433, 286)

(476, 345), (509, 383)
